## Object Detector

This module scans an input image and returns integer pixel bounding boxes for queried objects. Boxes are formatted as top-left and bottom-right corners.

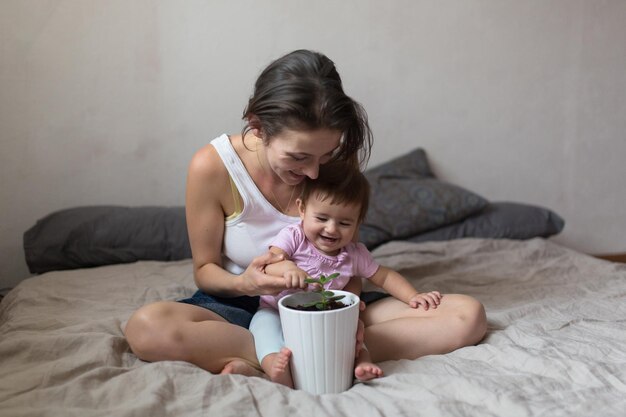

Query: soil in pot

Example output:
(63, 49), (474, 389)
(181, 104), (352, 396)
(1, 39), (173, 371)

(286, 300), (353, 311)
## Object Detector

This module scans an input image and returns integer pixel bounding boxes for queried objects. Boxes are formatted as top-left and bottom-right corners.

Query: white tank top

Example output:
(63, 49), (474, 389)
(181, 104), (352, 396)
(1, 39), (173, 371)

(211, 134), (300, 274)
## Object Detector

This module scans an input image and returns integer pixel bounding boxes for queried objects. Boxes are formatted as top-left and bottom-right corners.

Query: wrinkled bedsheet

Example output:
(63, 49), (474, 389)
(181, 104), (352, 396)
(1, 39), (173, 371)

(1, 238), (625, 416)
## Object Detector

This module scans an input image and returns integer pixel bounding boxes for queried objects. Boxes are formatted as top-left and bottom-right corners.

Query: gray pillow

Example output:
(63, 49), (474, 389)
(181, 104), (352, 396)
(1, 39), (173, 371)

(364, 148), (434, 179)
(22, 152), (565, 272)
(406, 201), (565, 243)
(24, 206), (191, 274)
(360, 148), (488, 248)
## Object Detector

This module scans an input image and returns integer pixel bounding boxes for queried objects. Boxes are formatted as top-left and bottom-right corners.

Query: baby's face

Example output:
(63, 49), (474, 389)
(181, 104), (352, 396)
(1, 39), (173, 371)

(299, 195), (360, 256)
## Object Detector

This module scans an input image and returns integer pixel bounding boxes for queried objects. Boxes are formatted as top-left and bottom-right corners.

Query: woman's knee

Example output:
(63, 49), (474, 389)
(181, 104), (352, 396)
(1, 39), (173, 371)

(124, 301), (182, 361)
(452, 295), (487, 346)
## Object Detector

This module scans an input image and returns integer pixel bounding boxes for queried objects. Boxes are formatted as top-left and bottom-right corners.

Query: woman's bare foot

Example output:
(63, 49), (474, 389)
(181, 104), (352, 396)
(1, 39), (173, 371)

(220, 360), (265, 378)
(261, 348), (294, 388)
(354, 361), (383, 381)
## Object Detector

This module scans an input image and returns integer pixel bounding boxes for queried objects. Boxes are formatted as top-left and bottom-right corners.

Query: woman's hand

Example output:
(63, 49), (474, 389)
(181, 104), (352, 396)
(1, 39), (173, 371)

(239, 251), (289, 296)
(408, 291), (442, 310)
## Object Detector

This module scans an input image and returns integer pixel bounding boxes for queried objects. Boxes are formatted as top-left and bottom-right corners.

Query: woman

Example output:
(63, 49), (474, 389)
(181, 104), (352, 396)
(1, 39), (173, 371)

(124, 49), (487, 377)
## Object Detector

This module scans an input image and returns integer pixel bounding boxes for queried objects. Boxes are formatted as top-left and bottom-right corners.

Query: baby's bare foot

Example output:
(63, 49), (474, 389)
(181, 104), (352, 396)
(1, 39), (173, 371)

(266, 348), (294, 388)
(354, 361), (383, 381)
(259, 348), (294, 388)
(220, 360), (265, 378)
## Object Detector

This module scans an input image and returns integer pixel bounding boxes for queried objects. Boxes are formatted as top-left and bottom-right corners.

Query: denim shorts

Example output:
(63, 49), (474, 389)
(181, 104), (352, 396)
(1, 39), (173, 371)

(178, 291), (260, 328)
(361, 291), (391, 305)
(178, 290), (390, 329)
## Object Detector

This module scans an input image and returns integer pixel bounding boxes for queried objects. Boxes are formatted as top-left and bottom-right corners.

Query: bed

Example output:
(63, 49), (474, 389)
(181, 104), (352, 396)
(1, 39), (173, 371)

(2, 149), (625, 416)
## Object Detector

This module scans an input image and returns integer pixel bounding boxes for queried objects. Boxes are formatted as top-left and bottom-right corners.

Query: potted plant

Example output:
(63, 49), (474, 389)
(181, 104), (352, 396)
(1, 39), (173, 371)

(278, 273), (360, 394)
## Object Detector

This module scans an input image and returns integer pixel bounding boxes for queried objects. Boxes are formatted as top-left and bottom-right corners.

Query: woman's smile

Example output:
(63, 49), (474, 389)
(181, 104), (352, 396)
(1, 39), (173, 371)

(287, 170), (306, 183)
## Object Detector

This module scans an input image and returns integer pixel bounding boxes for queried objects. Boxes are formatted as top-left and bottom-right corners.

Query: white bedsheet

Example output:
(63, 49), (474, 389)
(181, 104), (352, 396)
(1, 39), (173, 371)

(1, 238), (625, 416)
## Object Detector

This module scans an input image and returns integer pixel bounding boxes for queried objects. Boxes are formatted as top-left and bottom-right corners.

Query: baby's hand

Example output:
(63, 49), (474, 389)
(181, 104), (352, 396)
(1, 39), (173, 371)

(408, 291), (442, 310)
(283, 269), (309, 289)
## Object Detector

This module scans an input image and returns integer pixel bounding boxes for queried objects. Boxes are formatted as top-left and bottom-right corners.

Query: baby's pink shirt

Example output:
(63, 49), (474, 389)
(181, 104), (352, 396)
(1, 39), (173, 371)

(260, 223), (380, 310)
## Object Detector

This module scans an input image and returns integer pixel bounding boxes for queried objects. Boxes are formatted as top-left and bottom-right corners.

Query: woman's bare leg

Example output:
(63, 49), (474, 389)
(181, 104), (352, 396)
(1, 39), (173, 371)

(124, 301), (264, 376)
(361, 294), (487, 363)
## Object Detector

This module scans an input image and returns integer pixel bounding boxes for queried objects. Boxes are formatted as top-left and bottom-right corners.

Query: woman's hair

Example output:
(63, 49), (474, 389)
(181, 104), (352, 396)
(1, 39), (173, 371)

(300, 161), (370, 223)
(242, 49), (372, 168)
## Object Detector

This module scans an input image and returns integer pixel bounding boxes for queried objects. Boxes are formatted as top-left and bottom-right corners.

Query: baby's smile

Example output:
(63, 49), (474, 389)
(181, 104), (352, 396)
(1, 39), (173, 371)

(320, 235), (338, 244)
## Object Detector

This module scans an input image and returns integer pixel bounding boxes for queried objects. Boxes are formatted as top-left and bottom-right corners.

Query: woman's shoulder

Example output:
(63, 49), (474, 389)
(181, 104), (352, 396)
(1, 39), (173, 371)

(188, 138), (228, 181)
(186, 137), (235, 216)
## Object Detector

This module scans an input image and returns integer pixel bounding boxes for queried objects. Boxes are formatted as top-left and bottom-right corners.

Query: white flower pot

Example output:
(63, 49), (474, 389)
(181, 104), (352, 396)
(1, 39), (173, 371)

(278, 290), (360, 395)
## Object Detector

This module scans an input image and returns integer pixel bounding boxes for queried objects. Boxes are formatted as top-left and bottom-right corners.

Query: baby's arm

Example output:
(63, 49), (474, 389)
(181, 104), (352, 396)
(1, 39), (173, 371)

(342, 277), (363, 296)
(368, 266), (441, 310)
(264, 246), (308, 289)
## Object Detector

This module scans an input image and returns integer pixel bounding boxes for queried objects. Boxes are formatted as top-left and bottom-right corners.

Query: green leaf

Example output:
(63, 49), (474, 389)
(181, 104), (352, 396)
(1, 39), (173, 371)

(301, 300), (319, 308)
(327, 273), (340, 280)
(327, 295), (345, 302)
(322, 291), (335, 297)
(304, 278), (318, 284)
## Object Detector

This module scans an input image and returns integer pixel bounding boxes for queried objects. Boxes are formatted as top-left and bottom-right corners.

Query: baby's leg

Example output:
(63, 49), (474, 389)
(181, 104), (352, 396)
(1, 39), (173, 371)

(249, 308), (293, 387)
(261, 347), (294, 388)
(354, 345), (383, 381)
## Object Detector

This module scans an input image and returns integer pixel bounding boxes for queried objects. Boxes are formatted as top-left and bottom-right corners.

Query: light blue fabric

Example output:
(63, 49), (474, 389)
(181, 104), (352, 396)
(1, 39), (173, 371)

(249, 307), (285, 364)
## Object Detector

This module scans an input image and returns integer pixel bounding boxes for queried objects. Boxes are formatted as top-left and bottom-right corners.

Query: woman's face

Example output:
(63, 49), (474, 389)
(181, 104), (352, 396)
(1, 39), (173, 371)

(264, 128), (342, 185)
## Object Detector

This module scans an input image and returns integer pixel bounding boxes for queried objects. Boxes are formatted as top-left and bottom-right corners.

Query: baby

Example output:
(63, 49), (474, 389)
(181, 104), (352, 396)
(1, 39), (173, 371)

(248, 161), (442, 388)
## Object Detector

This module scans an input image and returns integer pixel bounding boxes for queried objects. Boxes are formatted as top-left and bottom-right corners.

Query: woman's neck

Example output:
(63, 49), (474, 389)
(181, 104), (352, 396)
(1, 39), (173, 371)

(236, 135), (300, 215)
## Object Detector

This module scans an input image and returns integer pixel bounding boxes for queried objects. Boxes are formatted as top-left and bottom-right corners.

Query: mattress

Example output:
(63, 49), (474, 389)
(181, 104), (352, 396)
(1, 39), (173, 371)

(1, 238), (625, 416)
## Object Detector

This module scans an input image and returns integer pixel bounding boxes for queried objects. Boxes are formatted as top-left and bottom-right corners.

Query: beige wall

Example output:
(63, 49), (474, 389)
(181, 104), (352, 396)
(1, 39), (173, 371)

(2, 0), (625, 291)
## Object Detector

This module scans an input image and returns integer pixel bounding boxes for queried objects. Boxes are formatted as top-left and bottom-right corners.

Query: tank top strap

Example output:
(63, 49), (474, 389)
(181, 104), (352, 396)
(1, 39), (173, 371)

(210, 134), (292, 221)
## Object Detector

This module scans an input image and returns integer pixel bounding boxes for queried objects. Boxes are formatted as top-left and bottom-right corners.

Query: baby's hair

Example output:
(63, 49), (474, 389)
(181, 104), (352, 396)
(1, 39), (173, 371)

(300, 161), (370, 223)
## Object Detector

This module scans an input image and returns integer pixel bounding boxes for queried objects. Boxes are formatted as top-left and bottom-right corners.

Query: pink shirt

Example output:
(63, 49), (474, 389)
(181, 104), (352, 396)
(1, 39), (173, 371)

(259, 223), (380, 310)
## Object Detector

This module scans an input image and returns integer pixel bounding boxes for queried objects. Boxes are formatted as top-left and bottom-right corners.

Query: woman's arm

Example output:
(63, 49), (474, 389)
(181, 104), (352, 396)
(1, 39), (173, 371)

(185, 144), (286, 296)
